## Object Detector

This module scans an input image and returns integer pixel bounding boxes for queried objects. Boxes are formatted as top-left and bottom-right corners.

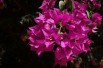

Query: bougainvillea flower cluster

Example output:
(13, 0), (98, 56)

(28, 0), (102, 66)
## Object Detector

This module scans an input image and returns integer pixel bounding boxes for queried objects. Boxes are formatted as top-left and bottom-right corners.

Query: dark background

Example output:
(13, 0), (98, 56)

(0, 0), (103, 68)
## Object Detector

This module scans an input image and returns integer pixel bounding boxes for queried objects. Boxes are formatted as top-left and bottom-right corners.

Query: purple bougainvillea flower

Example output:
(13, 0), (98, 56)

(54, 47), (67, 66)
(91, 0), (101, 9)
(75, 11), (87, 19)
(39, 0), (56, 11)
(55, 47), (73, 66)
(28, 24), (57, 55)
(74, 1), (88, 12)
(49, 8), (63, 24)
(86, 12), (102, 33)
(92, 13), (102, 24)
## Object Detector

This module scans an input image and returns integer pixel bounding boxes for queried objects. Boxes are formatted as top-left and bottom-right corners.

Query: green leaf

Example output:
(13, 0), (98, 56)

(65, 0), (74, 11)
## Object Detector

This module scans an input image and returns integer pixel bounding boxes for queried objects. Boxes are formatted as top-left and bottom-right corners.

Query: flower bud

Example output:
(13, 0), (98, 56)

(59, 1), (65, 10)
